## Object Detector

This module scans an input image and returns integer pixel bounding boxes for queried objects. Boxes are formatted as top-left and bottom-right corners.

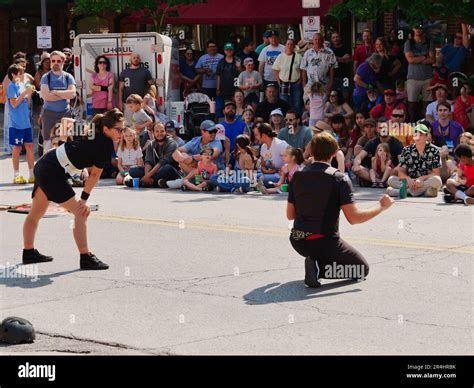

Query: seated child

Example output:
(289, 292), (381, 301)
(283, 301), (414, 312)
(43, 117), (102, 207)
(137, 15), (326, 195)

(116, 127), (144, 185)
(444, 144), (474, 204)
(370, 143), (392, 188)
(181, 147), (217, 192)
(258, 146), (303, 194)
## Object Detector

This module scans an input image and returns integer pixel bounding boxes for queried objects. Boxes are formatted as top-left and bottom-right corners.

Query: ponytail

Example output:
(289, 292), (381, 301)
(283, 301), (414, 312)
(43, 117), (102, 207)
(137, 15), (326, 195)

(91, 108), (124, 135)
(288, 146), (304, 165)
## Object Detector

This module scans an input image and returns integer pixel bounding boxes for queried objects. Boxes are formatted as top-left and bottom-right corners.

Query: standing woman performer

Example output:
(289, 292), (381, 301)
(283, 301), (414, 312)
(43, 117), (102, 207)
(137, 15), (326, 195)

(22, 109), (124, 270)
(287, 131), (394, 288)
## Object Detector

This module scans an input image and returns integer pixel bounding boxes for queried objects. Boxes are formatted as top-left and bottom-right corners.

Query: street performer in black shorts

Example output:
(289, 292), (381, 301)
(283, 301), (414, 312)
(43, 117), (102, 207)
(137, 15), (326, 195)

(22, 109), (124, 270)
(287, 131), (394, 288)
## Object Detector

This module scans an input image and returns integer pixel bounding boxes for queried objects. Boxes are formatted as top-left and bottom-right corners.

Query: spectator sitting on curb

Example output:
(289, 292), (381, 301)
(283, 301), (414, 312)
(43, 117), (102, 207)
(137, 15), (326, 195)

(353, 118), (403, 186)
(386, 123), (442, 197)
(169, 120), (224, 189)
(126, 122), (179, 188)
(181, 147), (218, 192)
(116, 127), (143, 185)
(443, 144), (474, 204)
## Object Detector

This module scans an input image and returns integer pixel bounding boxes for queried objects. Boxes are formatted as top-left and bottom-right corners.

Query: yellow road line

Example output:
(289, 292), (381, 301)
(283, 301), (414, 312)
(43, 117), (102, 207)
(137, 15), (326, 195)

(92, 214), (474, 255)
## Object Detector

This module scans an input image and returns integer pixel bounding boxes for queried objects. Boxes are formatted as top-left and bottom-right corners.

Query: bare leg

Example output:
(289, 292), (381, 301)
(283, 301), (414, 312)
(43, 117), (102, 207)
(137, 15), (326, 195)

(23, 187), (50, 249)
(12, 145), (21, 174)
(369, 169), (377, 183)
(354, 166), (371, 183)
(381, 166), (392, 183)
(59, 196), (90, 254)
(25, 143), (35, 171)
(445, 179), (460, 195)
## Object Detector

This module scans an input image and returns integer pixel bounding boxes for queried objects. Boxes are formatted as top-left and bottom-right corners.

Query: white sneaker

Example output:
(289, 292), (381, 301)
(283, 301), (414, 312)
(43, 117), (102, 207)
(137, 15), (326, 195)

(425, 187), (439, 197)
(166, 178), (183, 189)
(386, 187), (400, 197)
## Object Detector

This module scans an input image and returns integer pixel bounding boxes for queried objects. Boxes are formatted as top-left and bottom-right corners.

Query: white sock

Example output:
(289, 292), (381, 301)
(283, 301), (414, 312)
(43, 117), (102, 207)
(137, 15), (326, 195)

(14, 170), (20, 178)
(29, 169), (34, 178)
(455, 190), (467, 201)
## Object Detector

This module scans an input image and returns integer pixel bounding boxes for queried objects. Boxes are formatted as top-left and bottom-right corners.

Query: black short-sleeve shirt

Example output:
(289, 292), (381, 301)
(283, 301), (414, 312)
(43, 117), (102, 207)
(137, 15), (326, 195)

(288, 162), (354, 237)
(65, 133), (114, 169)
(363, 137), (403, 167)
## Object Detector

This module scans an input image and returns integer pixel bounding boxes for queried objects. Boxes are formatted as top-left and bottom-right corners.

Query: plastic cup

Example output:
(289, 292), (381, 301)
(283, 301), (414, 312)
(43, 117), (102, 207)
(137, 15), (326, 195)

(281, 184), (288, 192)
(132, 178), (140, 189)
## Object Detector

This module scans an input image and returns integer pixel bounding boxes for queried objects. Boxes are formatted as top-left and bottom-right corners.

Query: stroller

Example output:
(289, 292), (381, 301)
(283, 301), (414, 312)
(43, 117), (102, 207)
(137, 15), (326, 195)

(183, 92), (214, 138)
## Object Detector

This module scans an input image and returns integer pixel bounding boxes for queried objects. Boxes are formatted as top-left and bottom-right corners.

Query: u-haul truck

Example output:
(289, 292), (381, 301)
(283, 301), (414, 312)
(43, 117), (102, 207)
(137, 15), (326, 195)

(73, 32), (181, 117)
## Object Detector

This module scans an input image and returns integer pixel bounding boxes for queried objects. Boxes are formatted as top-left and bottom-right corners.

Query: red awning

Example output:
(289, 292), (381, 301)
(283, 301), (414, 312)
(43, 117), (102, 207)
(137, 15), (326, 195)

(128, 0), (340, 25)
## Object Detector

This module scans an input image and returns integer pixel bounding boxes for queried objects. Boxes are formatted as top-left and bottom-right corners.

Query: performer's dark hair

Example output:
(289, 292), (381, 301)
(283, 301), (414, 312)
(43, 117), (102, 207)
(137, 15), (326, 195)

(91, 108), (124, 135)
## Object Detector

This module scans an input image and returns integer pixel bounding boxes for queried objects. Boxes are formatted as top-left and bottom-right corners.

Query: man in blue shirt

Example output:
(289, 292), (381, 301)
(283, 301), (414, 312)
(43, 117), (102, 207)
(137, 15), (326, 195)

(172, 120), (224, 174)
(40, 50), (76, 152)
(195, 40), (224, 99)
(221, 100), (245, 163)
(440, 24), (470, 72)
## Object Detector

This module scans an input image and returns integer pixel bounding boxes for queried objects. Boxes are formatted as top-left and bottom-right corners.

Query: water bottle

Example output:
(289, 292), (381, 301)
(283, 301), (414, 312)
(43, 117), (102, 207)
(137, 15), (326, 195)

(399, 179), (407, 199)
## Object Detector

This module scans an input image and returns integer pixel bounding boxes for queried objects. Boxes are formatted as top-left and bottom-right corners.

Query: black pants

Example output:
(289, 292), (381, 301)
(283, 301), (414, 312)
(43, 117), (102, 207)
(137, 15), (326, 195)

(290, 236), (369, 279)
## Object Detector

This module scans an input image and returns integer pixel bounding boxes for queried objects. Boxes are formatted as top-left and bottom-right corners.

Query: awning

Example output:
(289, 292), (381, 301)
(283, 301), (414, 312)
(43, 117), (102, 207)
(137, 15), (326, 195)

(128, 0), (340, 25)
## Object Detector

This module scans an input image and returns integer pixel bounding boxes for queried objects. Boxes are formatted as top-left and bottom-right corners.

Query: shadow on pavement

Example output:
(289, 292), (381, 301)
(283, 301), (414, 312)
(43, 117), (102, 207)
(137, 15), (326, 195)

(243, 279), (362, 304)
(0, 264), (81, 289)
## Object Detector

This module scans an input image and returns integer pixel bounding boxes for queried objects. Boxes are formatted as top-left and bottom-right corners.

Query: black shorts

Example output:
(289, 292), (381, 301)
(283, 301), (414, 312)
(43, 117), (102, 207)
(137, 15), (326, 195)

(32, 150), (76, 204)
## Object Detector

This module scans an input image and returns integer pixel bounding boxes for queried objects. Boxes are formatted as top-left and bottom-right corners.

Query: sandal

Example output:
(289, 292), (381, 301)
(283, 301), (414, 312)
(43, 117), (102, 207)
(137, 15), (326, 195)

(371, 182), (378, 188)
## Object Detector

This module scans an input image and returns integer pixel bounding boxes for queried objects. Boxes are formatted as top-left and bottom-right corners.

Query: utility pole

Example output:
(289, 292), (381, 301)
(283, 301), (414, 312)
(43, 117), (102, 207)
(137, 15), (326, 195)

(41, 0), (47, 26)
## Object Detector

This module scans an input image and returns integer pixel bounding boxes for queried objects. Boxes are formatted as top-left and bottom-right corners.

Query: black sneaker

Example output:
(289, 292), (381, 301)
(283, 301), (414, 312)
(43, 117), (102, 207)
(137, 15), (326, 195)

(80, 253), (109, 270)
(22, 249), (54, 264)
(181, 185), (187, 191)
(443, 194), (455, 203)
(157, 179), (168, 188)
(304, 257), (321, 288)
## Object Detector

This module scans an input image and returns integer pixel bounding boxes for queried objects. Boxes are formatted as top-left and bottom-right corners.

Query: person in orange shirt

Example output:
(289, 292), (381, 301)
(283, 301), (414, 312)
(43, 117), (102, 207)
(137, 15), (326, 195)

(388, 107), (413, 146)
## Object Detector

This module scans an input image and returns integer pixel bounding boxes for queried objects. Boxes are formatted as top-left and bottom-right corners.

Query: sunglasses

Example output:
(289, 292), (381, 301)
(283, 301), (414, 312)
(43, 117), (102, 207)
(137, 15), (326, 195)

(98, 61), (107, 64)
(207, 130), (217, 134)
(392, 114), (404, 118)
(384, 93), (396, 96)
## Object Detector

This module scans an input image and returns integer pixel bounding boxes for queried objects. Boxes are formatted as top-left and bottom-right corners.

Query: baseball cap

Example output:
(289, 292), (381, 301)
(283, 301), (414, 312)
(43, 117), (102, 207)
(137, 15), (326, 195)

(366, 85), (378, 93)
(413, 23), (424, 30)
(243, 57), (254, 65)
(200, 146), (214, 155)
(263, 31), (271, 38)
(62, 48), (72, 54)
(268, 30), (278, 37)
(224, 100), (236, 108)
(200, 120), (217, 132)
(270, 108), (283, 117)
(384, 89), (396, 96)
(414, 123), (429, 135)
(363, 118), (377, 127)
(165, 120), (182, 131)
(223, 43), (234, 50)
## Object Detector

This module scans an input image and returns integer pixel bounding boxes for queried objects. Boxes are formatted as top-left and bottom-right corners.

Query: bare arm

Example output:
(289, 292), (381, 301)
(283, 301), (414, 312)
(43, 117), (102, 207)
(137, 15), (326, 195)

(287, 202), (295, 220)
(461, 23), (469, 49)
(258, 61), (265, 80)
(83, 166), (103, 196)
(341, 198), (389, 225)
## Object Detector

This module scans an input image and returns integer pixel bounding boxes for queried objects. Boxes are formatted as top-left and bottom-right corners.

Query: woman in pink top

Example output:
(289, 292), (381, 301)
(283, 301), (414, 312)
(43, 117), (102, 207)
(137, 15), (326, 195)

(90, 56), (114, 115)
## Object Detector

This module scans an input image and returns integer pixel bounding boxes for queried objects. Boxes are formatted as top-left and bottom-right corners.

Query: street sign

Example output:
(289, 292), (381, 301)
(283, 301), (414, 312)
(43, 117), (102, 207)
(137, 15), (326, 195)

(37, 26), (52, 49)
(302, 0), (320, 8)
(302, 16), (320, 42)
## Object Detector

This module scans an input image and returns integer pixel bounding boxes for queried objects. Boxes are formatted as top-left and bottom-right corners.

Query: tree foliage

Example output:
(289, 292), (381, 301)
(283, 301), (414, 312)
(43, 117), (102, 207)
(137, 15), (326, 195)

(72, 0), (206, 31)
(328, 0), (474, 25)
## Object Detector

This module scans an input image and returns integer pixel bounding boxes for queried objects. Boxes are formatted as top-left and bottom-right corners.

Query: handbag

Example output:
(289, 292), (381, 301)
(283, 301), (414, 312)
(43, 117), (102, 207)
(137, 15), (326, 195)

(279, 53), (296, 96)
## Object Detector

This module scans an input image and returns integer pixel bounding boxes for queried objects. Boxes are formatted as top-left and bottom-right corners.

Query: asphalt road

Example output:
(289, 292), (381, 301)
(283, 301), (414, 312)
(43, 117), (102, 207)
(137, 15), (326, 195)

(0, 154), (472, 355)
